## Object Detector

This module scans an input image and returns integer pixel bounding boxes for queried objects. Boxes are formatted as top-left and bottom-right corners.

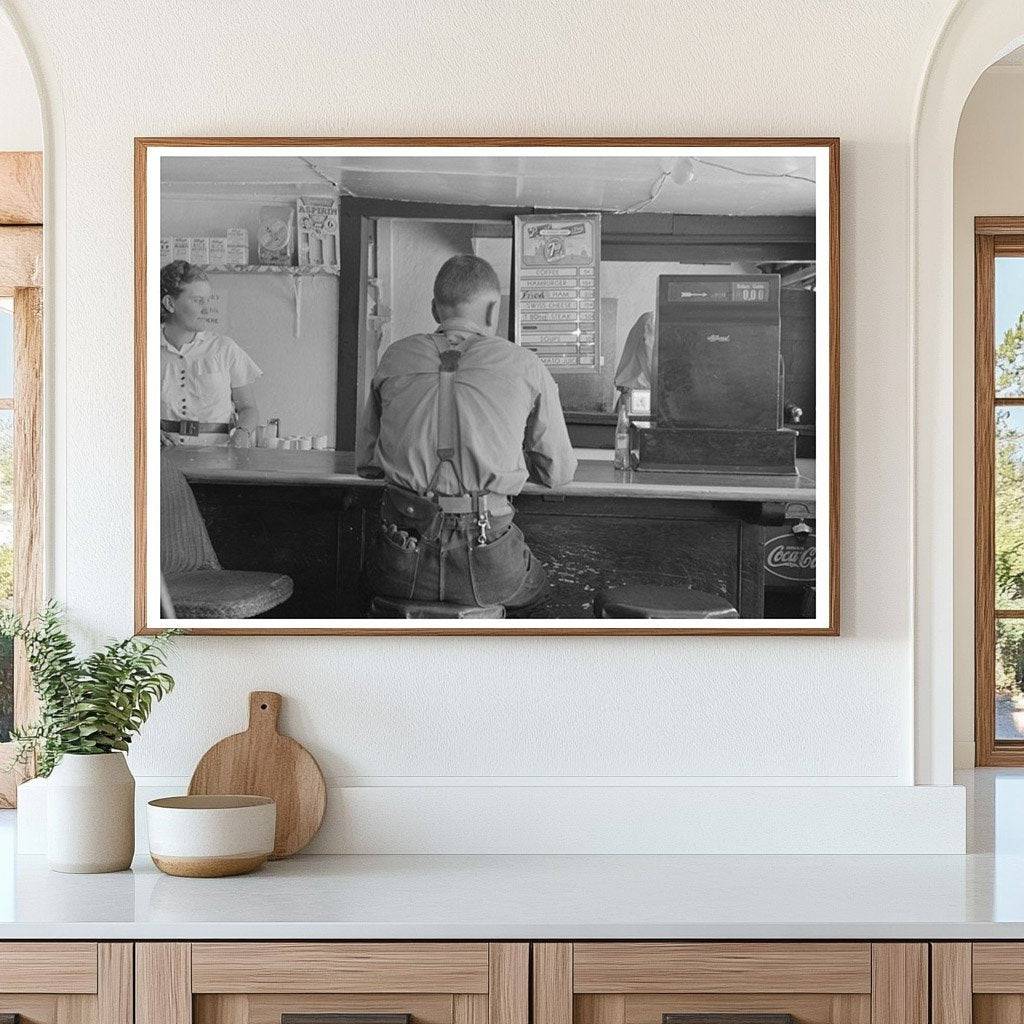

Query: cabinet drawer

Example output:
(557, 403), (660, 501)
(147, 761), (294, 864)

(191, 943), (490, 993)
(139, 942), (528, 1024)
(0, 942), (130, 1024)
(973, 943), (1024, 992)
(0, 942), (98, 993)
(535, 943), (925, 1024)
(572, 943), (872, 994)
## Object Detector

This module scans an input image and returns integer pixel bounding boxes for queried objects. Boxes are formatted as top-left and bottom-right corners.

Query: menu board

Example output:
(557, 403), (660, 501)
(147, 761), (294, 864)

(514, 213), (601, 374)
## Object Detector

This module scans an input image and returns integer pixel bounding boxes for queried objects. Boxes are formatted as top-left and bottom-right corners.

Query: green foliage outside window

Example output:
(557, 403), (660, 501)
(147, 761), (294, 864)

(996, 313), (1024, 694)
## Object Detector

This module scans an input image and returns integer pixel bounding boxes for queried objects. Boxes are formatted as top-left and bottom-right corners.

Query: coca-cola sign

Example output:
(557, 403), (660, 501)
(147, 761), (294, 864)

(764, 533), (817, 582)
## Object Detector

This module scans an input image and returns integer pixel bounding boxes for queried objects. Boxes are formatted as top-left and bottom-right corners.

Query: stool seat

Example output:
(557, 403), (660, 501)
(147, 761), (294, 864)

(371, 596), (505, 619)
(165, 570), (294, 619)
(594, 585), (738, 619)
(160, 458), (293, 619)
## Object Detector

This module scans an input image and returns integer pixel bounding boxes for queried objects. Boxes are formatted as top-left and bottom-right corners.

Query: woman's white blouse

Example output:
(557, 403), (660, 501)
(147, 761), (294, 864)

(160, 331), (261, 442)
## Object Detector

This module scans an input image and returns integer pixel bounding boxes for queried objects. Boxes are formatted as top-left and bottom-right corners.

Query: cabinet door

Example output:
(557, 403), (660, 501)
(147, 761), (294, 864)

(936, 943), (1024, 1024)
(0, 942), (132, 1024)
(534, 943), (927, 1024)
(137, 943), (528, 1024)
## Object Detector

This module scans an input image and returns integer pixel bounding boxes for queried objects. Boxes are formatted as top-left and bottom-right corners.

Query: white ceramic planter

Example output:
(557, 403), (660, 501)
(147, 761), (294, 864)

(46, 752), (135, 873)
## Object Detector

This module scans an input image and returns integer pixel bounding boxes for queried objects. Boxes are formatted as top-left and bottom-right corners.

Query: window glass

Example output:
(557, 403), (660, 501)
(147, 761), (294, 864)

(0, 408), (11, 742)
(997, 620), (1024, 740)
(996, 257), (1024, 396)
(0, 301), (12, 400)
(997, 406), (1024, 609)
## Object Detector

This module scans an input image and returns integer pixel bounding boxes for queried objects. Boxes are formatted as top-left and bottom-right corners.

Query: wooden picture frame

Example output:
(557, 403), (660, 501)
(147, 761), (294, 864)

(135, 137), (840, 636)
(0, 151), (43, 806)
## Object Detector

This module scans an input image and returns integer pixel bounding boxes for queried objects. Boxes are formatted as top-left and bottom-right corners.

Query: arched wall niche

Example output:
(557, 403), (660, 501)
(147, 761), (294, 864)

(914, 0), (1024, 784)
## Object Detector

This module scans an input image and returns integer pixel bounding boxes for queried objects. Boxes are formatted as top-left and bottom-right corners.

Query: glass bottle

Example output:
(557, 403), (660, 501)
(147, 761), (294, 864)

(613, 393), (631, 471)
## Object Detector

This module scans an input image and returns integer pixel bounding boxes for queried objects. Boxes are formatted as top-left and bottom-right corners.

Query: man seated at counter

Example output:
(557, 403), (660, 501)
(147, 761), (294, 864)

(356, 254), (577, 613)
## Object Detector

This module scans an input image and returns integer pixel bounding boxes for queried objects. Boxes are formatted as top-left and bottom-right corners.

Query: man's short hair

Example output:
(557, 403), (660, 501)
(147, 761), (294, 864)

(433, 255), (501, 309)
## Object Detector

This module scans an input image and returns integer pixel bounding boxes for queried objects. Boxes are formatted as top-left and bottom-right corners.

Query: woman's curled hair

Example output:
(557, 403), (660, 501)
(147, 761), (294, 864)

(160, 260), (208, 322)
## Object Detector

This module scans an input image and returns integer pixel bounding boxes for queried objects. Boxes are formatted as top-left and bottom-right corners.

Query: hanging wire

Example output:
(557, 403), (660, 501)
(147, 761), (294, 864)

(299, 157), (356, 196)
(620, 169), (673, 214)
(694, 158), (815, 184)
(615, 157), (815, 214)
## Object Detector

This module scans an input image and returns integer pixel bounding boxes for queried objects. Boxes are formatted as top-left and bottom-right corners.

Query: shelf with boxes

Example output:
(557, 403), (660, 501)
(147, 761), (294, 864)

(161, 196), (342, 272)
(197, 263), (340, 276)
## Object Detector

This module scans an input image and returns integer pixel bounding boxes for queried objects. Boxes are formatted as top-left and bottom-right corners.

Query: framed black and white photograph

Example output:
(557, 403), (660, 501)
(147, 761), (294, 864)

(135, 138), (839, 635)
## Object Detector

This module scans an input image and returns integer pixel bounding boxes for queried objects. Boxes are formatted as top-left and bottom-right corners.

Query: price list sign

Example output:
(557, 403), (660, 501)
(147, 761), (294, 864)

(514, 213), (601, 374)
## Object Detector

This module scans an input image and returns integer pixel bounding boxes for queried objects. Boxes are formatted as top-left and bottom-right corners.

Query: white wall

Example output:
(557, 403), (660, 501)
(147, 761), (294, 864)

(952, 66), (1024, 767)
(0, 7), (39, 150)
(0, 0), (974, 852)
(389, 220), (478, 342)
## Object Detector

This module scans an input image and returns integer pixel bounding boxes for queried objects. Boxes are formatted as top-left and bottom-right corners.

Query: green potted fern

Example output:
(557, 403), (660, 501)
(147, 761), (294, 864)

(2, 604), (177, 873)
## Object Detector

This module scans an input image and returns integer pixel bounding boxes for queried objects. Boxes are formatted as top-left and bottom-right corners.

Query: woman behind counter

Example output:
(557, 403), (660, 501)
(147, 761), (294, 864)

(159, 260), (261, 448)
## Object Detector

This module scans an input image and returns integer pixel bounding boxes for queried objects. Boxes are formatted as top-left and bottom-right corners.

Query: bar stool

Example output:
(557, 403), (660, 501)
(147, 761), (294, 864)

(161, 459), (294, 618)
(370, 596), (505, 619)
(593, 585), (738, 619)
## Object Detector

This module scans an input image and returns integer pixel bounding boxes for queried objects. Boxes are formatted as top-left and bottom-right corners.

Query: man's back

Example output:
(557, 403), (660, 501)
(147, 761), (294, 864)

(357, 318), (577, 497)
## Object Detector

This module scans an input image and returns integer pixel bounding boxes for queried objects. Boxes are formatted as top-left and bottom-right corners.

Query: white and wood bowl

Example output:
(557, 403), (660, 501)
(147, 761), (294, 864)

(147, 795), (276, 877)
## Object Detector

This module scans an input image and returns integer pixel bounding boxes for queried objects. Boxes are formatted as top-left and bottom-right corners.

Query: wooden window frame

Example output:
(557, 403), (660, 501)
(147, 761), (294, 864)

(974, 217), (1024, 764)
(0, 151), (43, 806)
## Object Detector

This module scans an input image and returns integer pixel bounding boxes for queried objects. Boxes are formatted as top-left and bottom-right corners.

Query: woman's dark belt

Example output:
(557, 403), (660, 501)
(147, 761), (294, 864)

(160, 419), (230, 436)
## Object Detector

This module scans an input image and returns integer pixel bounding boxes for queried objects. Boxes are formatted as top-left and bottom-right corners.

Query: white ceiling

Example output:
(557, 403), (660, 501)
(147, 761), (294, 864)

(161, 154), (818, 216)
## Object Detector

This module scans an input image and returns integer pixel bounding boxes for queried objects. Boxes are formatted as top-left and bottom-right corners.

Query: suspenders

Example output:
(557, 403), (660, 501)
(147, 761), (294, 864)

(433, 348), (462, 482)
(424, 332), (492, 544)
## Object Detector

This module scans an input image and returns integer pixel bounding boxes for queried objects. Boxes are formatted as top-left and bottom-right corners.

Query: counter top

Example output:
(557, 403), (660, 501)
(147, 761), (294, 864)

(166, 448), (817, 504)
(2, 845), (1024, 940)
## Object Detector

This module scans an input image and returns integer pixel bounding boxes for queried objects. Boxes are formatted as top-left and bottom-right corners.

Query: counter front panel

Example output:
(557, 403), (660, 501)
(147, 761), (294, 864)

(165, 449), (815, 620)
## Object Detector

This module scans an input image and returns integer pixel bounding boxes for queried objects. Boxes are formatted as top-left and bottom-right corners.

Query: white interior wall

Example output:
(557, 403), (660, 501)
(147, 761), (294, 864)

(389, 220), (477, 342)
(0, 0), (980, 852)
(952, 65), (1024, 767)
(0, 7), (39, 151)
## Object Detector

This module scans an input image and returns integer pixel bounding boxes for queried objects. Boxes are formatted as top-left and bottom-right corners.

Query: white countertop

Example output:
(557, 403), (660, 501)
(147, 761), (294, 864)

(167, 448), (817, 504)
(0, 769), (1018, 941)
(0, 847), (1022, 941)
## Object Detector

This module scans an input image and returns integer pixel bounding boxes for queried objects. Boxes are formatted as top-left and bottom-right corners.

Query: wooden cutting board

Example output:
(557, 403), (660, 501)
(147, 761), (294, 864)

(188, 691), (326, 859)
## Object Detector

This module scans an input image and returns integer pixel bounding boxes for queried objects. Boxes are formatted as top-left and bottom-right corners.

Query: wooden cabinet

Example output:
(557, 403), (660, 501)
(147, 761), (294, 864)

(532, 944), (928, 1024)
(0, 942), (132, 1024)
(0, 938), (938, 1024)
(930, 943), (1024, 1024)
(136, 943), (528, 1024)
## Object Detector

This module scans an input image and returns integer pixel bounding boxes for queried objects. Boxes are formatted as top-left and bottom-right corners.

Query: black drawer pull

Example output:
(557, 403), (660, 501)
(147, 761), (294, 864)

(665, 1016), (796, 1024)
(284, 1016), (411, 1024)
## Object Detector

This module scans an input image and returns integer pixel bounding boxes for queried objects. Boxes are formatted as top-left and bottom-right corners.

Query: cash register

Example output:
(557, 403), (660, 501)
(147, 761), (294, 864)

(635, 272), (798, 476)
